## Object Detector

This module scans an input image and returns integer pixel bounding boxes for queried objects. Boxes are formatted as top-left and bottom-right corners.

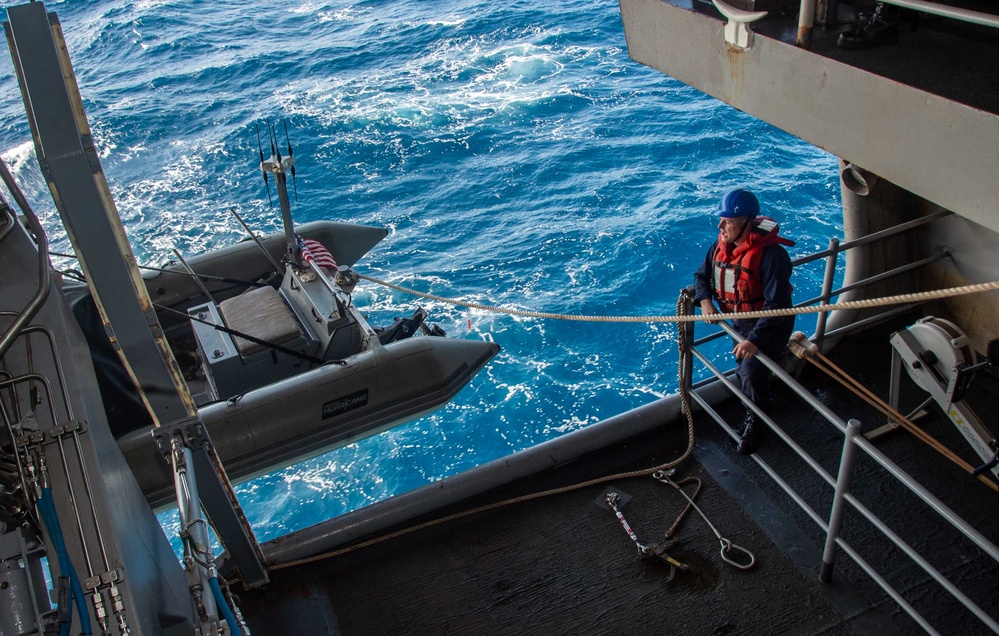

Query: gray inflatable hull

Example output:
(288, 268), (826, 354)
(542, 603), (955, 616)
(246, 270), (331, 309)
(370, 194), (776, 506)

(144, 220), (388, 311)
(121, 218), (498, 508)
(120, 335), (499, 508)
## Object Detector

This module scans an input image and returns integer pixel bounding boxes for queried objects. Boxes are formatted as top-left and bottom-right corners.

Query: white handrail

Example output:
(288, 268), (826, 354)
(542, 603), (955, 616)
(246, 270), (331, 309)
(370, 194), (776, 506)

(687, 321), (999, 634)
(880, 0), (999, 29)
(799, 0), (999, 48)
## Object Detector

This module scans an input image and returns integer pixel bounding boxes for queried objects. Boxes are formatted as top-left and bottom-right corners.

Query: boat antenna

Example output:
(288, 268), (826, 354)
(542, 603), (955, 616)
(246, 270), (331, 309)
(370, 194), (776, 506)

(228, 206), (284, 276)
(259, 119), (300, 269)
(171, 248), (218, 305)
(283, 119), (298, 202)
(269, 117), (281, 164)
(255, 123), (272, 207)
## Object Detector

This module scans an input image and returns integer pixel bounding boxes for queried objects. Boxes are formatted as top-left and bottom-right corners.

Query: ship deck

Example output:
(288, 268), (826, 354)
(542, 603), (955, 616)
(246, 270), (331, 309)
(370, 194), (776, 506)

(238, 312), (999, 635)
(715, 0), (999, 115)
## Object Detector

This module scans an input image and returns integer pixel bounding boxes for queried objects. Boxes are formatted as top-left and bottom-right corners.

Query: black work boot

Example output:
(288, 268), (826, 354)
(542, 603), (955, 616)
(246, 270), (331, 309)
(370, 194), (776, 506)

(736, 409), (761, 455)
(836, 3), (900, 49)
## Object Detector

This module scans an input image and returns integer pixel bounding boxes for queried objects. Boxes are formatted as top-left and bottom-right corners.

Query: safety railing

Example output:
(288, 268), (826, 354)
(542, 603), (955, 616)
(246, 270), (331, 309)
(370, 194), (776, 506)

(807, 209), (953, 345)
(684, 317), (999, 634)
(797, 0), (999, 48)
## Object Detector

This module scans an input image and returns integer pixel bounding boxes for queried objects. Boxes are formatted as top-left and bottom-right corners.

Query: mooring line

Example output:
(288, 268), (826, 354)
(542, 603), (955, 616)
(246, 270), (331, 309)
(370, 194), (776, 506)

(267, 291), (702, 573)
(357, 274), (999, 324)
(801, 350), (999, 493)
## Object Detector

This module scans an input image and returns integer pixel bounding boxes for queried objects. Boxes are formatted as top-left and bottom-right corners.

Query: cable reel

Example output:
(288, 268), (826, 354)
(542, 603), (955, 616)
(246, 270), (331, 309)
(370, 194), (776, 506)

(889, 317), (999, 480)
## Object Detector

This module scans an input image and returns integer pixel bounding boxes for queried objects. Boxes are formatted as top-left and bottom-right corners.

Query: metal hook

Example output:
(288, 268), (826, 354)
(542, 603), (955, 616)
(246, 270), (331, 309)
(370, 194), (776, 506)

(719, 538), (756, 570)
(604, 491), (688, 580)
(652, 470), (756, 571)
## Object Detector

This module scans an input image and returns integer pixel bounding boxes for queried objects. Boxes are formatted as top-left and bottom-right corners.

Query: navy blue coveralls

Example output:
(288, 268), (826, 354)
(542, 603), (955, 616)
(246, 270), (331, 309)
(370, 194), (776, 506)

(692, 243), (794, 411)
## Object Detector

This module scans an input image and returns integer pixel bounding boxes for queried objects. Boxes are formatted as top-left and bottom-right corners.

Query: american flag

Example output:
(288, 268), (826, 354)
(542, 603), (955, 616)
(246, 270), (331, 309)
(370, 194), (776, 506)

(298, 237), (338, 270)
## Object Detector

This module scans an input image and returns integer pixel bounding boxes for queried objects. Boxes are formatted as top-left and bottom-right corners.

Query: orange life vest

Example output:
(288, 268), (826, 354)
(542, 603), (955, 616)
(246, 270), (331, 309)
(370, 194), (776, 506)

(711, 217), (795, 313)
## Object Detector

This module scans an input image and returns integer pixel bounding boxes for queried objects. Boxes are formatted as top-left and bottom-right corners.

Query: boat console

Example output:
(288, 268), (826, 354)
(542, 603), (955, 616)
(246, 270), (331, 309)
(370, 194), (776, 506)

(188, 285), (317, 402)
(280, 262), (377, 360)
(188, 262), (377, 403)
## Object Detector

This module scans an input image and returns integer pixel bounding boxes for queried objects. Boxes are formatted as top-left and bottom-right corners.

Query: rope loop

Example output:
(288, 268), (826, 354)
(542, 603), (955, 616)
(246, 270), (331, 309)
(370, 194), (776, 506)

(720, 539), (756, 570)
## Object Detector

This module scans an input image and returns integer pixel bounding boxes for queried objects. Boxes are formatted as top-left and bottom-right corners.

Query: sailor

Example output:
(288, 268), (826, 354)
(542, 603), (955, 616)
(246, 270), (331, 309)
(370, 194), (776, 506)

(693, 188), (795, 454)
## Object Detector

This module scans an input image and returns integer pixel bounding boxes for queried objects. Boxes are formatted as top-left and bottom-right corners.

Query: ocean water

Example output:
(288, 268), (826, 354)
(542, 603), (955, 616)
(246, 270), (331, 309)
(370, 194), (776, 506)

(0, 0), (842, 544)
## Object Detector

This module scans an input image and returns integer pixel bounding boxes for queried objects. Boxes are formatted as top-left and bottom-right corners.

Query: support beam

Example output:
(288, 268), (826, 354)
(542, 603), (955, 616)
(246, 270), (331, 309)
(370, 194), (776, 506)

(5, 1), (267, 588)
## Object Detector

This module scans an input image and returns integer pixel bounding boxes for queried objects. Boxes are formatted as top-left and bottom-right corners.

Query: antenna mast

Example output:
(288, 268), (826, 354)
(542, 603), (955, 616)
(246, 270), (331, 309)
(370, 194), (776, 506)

(259, 119), (300, 269)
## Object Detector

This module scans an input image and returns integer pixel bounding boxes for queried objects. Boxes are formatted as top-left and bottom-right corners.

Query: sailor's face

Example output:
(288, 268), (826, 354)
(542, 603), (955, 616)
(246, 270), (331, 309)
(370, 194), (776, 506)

(718, 217), (746, 244)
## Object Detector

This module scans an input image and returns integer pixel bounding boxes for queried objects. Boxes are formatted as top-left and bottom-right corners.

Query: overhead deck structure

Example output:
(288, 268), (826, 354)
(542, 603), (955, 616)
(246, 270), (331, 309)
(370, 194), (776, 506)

(619, 0), (999, 230)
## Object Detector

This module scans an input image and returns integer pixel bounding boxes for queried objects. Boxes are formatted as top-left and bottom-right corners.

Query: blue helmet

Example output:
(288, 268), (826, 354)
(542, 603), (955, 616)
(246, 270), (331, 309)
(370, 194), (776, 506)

(717, 188), (759, 219)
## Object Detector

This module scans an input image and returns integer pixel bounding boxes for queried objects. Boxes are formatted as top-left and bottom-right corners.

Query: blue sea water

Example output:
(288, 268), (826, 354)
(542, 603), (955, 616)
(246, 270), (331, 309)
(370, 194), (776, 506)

(0, 0), (841, 544)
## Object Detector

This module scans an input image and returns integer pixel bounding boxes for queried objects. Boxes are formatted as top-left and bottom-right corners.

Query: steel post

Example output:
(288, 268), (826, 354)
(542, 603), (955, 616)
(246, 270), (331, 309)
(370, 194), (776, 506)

(814, 237), (839, 346)
(681, 287), (695, 409)
(796, 0), (817, 48)
(820, 419), (862, 583)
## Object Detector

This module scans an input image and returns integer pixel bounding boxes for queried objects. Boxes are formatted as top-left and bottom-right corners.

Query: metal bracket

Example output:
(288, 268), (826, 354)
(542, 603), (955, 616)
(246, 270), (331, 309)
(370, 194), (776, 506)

(153, 416), (208, 458)
(45, 419), (86, 439)
(83, 568), (122, 591)
(153, 415), (270, 588)
(883, 320), (999, 480)
(15, 430), (44, 448)
(712, 0), (767, 49)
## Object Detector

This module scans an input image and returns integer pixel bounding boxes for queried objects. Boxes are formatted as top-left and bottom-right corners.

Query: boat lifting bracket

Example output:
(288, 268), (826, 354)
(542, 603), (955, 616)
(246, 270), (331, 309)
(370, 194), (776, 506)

(652, 470), (756, 570)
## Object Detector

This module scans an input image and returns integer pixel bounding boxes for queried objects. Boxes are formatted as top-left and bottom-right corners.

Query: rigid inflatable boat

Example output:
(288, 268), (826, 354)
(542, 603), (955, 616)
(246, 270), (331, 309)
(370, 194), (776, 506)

(114, 217), (496, 506)
(70, 202), (498, 507)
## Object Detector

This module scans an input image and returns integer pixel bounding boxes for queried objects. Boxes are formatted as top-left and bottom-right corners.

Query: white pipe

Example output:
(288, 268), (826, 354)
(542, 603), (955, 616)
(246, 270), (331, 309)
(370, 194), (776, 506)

(822, 159), (876, 351)
(797, 0), (817, 47)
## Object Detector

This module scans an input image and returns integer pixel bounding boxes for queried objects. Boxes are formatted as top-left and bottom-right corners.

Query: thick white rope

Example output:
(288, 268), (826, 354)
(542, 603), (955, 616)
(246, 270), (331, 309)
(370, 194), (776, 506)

(358, 274), (999, 324)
